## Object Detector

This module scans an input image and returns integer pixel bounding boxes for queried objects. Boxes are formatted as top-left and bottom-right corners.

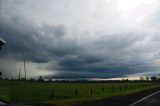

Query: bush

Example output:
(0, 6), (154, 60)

(38, 76), (44, 82)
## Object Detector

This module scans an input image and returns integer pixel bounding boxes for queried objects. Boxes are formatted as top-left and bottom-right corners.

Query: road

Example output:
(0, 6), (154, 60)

(0, 101), (7, 105)
(72, 87), (160, 106)
(130, 91), (160, 106)
(0, 101), (33, 106)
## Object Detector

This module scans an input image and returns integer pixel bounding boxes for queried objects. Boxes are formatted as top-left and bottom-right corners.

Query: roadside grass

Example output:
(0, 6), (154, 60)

(0, 80), (159, 106)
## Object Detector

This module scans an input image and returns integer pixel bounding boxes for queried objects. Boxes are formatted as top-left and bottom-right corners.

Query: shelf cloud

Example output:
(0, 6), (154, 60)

(0, 0), (160, 79)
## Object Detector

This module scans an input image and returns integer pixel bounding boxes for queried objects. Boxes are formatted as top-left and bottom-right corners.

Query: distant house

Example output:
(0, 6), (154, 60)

(0, 38), (5, 49)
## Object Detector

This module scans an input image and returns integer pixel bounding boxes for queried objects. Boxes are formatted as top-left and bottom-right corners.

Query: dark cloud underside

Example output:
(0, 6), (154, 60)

(1, 0), (160, 79)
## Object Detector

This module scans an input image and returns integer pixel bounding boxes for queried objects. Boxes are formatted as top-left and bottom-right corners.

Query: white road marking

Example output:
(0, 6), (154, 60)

(0, 101), (7, 105)
(129, 90), (160, 106)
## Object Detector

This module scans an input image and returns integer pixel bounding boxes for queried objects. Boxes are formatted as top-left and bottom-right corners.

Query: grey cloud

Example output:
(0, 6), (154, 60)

(1, 0), (160, 79)
(0, 13), (158, 78)
(58, 55), (85, 71)
(0, 11), (68, 63)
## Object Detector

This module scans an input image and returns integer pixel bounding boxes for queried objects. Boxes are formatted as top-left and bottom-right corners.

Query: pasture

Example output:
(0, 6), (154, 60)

(0, 80), (159, 106)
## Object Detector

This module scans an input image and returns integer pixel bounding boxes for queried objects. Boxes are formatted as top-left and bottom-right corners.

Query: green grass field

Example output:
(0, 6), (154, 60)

(0, 80), (159, 106)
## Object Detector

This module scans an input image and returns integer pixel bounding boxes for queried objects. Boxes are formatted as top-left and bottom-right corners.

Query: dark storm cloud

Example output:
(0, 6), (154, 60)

(0, 12), (157, 78)
(44, 66), (134, 79)
(58, 56), (85, 71)
(1, 0), (160, 79)
(0, 10), (68, 63)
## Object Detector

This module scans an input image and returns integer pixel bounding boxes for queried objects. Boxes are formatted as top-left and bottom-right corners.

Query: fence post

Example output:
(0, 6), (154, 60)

(125, 85), (128, 90)
(51, 89), (54, 99)
(26, 95), (29, 104)
(102, 87), (104, 92)
(75, 89), (78, 96)
(112, 86), (115, 92)
(90, 88), (93, 95)
(119, 86), (122, 91)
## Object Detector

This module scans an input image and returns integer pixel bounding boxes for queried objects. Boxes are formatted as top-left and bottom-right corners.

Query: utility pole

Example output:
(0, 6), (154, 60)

(23, 46), (26, 80)
(22, 24), (27, 80)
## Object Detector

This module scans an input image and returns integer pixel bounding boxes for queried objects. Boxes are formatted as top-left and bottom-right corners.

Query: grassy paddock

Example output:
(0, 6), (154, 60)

(0, 80), (159, 106)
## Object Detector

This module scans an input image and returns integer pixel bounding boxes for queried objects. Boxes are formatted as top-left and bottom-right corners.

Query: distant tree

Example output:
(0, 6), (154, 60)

(0, 72), (2, 80)
(21, 78), (26, 81)
(150, 76), (157, 81)
(140, 77), (145, 81)
(29, 78), (35, 82)
(11, 78), (14, 80)
(121, 79), (125, 81)
(48, 78), (52, 82)
(38, 76), (44, 82)
(4, 78), (9, 80)
(145, 76), (149, 81)
(121, 78), (128, 82)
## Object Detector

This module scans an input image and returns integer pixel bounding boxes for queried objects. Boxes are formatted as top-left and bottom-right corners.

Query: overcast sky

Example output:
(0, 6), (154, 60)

(0, 0), (160, 79)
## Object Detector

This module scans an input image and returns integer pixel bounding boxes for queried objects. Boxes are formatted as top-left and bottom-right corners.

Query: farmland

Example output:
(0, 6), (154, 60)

(0, 80), (159, 106)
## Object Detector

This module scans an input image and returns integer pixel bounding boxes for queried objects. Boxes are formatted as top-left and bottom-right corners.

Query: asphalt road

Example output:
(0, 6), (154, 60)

(130, 91), (160, 106)
(72, 87), (160, 106)
(0, 101), (7, 105)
